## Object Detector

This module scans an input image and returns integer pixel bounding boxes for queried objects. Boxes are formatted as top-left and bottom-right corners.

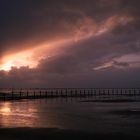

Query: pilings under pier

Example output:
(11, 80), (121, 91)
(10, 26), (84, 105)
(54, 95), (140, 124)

(0, 88), (140, 101)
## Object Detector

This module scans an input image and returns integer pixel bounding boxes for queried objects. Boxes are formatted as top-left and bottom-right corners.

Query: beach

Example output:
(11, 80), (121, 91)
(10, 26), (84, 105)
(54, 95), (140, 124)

(0, 97), (140, 139)
(0, 127), (140, 140)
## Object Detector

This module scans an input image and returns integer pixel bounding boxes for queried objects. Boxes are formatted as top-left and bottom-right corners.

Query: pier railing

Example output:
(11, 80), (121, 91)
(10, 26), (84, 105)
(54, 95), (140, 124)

(0, 88), (140, 101)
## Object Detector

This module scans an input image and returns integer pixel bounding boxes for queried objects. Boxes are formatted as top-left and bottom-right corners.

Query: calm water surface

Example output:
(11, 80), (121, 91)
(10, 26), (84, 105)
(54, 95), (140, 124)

(0, 97), (140, 135)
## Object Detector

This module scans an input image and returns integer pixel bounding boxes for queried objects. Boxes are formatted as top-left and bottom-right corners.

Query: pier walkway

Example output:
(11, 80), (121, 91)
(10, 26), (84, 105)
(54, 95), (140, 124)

(0, 88), (140, 101)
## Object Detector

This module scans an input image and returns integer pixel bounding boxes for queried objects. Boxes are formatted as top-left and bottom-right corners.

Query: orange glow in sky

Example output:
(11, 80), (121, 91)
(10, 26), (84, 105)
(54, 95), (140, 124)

(0, 15), (133, 71)
(0, 38), (73, 71)
(0, 50), (37, 71)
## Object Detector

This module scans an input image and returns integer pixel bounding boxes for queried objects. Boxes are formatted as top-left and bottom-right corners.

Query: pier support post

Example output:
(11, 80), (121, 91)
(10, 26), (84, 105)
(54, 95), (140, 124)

(34, 91), (36, 98)
(45, 90), (47, 97)
(12, 89), (14, 100)
(20, 89), (22, 99)
(27, 90), (29, 99)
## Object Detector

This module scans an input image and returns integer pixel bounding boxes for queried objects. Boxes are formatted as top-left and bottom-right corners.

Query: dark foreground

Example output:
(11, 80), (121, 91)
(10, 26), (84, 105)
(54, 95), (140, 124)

(0, 128), (140, 140)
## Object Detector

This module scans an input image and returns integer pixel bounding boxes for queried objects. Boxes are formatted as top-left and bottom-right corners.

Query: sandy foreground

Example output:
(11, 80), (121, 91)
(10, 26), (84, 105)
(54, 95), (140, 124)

(0, 127), (139, 140)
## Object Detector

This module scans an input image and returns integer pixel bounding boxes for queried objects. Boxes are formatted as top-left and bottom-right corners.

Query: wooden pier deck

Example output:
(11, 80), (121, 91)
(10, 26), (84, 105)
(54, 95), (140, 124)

(0, 88), (140, 101)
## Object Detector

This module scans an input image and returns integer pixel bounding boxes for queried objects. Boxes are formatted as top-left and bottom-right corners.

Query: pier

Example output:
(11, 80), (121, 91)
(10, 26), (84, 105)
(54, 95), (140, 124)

(0, 88), (140, 101)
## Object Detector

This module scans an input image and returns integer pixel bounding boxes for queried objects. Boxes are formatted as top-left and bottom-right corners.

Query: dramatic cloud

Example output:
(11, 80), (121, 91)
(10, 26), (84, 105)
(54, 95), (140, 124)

(0, 0), (140, 88)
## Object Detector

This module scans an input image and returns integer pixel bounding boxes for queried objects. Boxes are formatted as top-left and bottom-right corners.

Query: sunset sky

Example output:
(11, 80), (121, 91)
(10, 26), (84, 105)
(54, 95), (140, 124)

(0, 0), (140, 88)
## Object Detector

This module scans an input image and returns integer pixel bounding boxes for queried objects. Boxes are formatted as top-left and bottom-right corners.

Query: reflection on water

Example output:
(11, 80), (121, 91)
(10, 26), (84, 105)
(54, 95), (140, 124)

(0, 101), (39, 128)
(0, 97), (140, 134)
(0, 103), (11, 115)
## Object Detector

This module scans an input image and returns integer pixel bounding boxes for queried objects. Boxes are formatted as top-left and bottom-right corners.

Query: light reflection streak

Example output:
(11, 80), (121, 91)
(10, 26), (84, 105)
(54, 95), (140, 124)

(0, 102), (39, 127)
(0, 103), (11, 116)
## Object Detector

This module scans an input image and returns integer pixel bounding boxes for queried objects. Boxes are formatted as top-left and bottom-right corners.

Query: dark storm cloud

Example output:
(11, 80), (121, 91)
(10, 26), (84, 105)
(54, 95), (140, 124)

(1, 65), (140, 88)
(0, 0), (140, 87)
(1, 0), (139, 53)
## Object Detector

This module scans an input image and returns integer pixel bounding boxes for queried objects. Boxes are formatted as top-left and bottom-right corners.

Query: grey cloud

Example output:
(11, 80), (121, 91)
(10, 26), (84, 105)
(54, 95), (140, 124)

(0, 0), (140, 87)
(113, 61), (130, 67)
(1, 0), (140, 53)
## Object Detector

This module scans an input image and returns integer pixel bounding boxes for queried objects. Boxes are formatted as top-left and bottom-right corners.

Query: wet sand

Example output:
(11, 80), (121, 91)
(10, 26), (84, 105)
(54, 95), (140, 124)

(0, 127), (139, 140)
(80, 99), (139, 103)
(110, 109), (140, 116)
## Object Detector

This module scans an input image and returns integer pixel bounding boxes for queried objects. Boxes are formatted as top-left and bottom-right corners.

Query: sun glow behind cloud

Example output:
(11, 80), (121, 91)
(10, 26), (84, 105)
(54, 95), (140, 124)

(0, 50), (37, 71)
(0, 39), (73, 71)
(0, 15), (133, 71)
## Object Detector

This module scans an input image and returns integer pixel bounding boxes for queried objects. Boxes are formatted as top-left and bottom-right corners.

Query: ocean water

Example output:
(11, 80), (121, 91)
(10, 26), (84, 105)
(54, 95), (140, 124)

(0, 97), (140, 135)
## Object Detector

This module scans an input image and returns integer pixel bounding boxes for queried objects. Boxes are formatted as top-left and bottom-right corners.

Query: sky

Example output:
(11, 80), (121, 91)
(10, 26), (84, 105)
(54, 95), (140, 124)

(0, 0), (140, 88)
